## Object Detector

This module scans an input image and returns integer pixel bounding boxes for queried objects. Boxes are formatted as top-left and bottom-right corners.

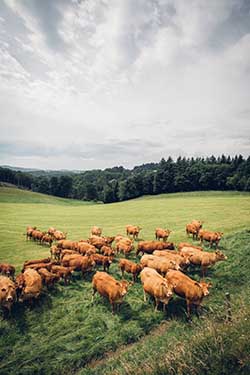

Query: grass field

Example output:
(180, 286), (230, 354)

(0, 186), (250, 374)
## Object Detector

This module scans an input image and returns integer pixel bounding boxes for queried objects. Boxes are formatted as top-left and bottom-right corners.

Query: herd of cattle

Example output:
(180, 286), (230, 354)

(0, 221), (227, 318)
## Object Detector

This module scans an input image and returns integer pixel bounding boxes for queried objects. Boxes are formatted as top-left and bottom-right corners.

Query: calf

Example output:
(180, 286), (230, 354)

(115, 239), (134, 257)
(140, 267), (173, 312)
(92, 271), (130, 314)
(188, 249), (227, 277)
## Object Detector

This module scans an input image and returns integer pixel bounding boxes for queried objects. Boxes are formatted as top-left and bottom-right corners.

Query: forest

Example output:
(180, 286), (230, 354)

(0, 155), (250, 203)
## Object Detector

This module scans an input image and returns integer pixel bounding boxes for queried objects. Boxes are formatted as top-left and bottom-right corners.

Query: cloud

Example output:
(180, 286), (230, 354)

(0, 0), (250, 169)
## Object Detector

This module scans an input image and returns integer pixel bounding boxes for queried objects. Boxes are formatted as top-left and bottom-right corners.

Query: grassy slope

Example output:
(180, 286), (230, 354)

(0, 187), (250, 374)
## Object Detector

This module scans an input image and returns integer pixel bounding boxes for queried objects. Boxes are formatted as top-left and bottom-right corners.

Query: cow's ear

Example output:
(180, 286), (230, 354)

(207, 282), (212, 287)
(195, 282), (201, 287)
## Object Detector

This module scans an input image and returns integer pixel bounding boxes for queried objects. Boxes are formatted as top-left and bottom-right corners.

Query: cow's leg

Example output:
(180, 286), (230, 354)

(154, 299), (160, 312)
(143, 289), (147, 302)
(91, 288), (97, 303)
(186, 299), (191, 320)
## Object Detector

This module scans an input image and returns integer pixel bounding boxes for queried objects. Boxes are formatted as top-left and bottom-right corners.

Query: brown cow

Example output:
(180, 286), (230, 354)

(115, 239), (134, 257)
(31, 230), (47, 243)
(126, 225), (142, 240)
(0, 276), (16, 317)
(186, 223), (199, 240)
(88, 236), (107, 249)
(140, 255), (179, 276)
(0, 263), (15, 279)
(77, 242), (96, 256)
(61, 254), (95, 277)
(100, 246), (115, 257)
(48, 227), (56, 235)
(37, 268), (59, 288)
(26, 226), (36, 241)
(136, 241), (175, 256)
(53, 230), (67, 241)
(23, 258), (51, 267)
(91, 226), (102, 236)
(50, 265), (73, 285)
(57, 240), (78, 250)
(178, 242), (203, 251)
(153, 251), (190, 269)
(50, 245), (61, 261)
(91, 254), (113, 272)
(41, 234), (53, 246)
(187, 249), (227, 277)
(155, 228), (171, 242)
(103, 236), (115, 246)
(140, 267), (173, 312)
(92, 271), (130, 313)
(22, 262), (53, 272)
(16, 269), (43, 303)
(166, 270), (212, 319)
(118, 259), (142, 282)
(198, 230), (224, 247)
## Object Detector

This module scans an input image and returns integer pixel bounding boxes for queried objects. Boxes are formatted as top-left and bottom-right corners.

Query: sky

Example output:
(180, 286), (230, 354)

(0, 0), (250, 170)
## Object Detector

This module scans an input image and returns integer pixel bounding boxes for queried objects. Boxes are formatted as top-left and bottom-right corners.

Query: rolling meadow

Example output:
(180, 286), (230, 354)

(0, 186), (250, 374)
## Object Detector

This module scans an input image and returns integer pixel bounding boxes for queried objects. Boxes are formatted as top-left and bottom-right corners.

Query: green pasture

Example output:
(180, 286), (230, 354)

(0, 187), (250, 375)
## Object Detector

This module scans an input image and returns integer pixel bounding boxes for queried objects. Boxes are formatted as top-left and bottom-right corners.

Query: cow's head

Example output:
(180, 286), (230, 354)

(118, 280), (129, 297)
(0, 280), (16, 309)
(215, 250), (227, 261)
(161, 281), (173, 300)
(198, 281), (212, 296)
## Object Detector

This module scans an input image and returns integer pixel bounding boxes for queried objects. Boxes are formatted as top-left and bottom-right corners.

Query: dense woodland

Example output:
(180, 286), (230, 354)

(0, 155), (250, 203)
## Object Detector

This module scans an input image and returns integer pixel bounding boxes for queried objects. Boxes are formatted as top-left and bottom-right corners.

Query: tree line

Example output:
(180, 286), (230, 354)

(0, 155), (250, 203)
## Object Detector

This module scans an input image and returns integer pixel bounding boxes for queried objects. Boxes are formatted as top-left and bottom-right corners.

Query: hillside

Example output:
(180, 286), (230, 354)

(0, 187), (250, 374)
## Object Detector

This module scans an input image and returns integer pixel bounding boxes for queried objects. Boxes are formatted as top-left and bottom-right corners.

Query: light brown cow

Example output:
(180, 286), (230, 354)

(140, 255), (179, 276)
(41, 234), (53, 246)
(88, 236), (107, 249)
(166, 270), (212, 319)
(26, 226), (36, 241)
(50, 265), (73, 285)
(178, 242), (203, 251)
(16, 269), (43, 303)
(50, 245), (61, 261)
(155, 228), (171, 242)
(100, 246), (115, 257)
(91, 226), (102, 237)
(153, 251), (190, 269)
(61, 254), (96, 277)
(140, 267), (173, 311)
(0, 263), (15, 279)
(136, 241), (175, 256)
(186, 223), (199, 240)
(23, 258), (51, 267)
(57, 240), (78, 250)
(126, 225), (142, 240)
(53, 230), (67, 241)
(48, 227), (56, 236)
(37, 268), (59, 288)
(118, 259), (142, 282)
(115, 239), (134, 256)
(77, 242), (96, 256)
(0, 276), (16, 317)
(91, 254), (113, 272)
(198, 230), (224, 247)
(187, 249), (227, 277)
(92, 271), (130, 313)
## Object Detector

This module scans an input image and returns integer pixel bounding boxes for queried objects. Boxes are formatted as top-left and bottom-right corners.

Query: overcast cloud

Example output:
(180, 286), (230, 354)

(0, 0), (250, 170)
